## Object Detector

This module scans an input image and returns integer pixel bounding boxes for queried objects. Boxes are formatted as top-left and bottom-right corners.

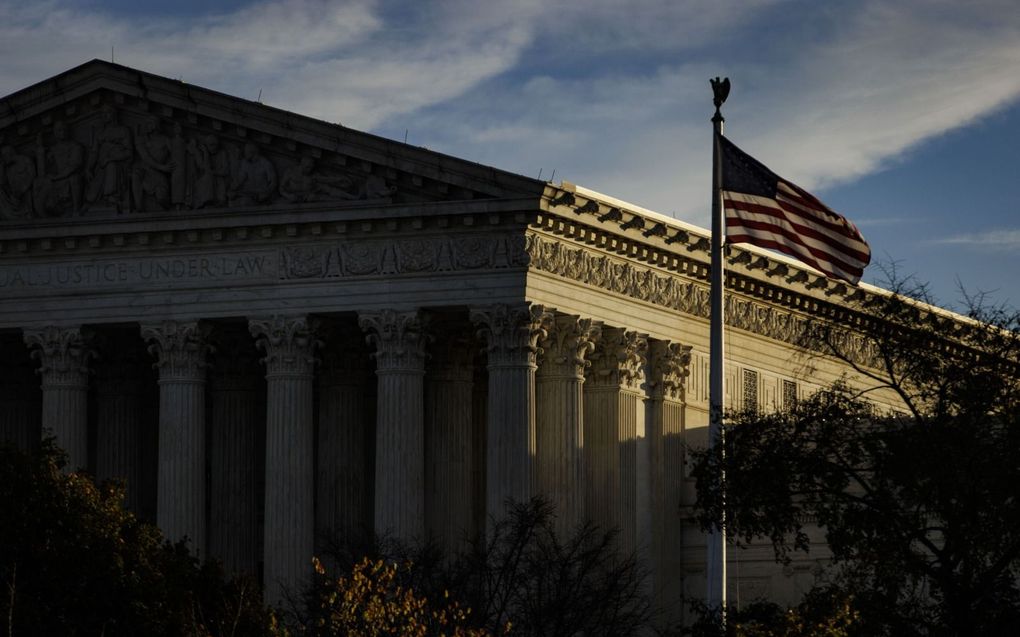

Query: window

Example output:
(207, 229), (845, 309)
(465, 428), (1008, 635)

(782, 379), (798, 410)
(743, 369), (759, 413)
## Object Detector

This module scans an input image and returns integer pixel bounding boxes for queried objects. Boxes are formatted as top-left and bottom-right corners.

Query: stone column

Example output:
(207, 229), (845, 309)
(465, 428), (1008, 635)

(424, 326), (475, 550)
(359, 309), (428, 540)
(646, 340), (692, 617)
(24, 326), (94, 470)
(470, 304), (548, 527)
(208, 331), (260, 575)
(317, 330), (372, 549)
(536, 314), (598, 537)
(95, 338), (145, 512)
(250, 315), (318, 604)
(584, 328), (647, 552)
(141, 320), (211, 552)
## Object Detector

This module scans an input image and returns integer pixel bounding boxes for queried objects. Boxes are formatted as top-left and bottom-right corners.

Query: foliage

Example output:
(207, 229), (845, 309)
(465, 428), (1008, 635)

(685, 589), (859, 637)
(301, 556), (488, 637)
(0, 439), (276, 636)
(691, 277), (1020, 636)
(318, 499), (653, 637)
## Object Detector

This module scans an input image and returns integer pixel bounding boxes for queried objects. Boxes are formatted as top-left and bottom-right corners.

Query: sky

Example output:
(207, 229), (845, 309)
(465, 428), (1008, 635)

(1, 0), (1018, 311)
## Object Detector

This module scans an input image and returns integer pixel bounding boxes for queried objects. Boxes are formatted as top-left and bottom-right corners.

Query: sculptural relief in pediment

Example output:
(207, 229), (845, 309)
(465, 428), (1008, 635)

(0, 91), (449, 222)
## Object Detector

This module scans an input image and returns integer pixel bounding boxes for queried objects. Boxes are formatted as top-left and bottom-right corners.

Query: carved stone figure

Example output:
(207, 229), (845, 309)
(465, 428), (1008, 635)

(169, 122), (188, 209)
(229, 142), (277, 206)
(363, 173), (396, 199)
(189, 134), (230, 209)
(86, 105), (133, 212)
(0, 144), (36, 220)
(279, 157), (360, 203)
(132, 117), (174, 211)
(33, 121), (85, 216)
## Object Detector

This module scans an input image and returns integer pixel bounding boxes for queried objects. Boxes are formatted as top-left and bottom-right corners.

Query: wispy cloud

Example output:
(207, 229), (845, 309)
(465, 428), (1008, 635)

(1, 0), (1018, 231)
(929, 230), (1020, 249)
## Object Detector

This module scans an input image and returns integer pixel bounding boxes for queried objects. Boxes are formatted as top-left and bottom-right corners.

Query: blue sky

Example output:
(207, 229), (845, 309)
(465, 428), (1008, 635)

(1, 0), (1018, 309)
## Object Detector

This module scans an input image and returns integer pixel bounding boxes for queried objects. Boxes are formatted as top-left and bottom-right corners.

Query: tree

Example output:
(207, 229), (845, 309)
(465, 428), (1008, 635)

(317, 499), (654, 637)
(691, 277), (1020, 636)
(0, 440), (276, 636)
(303, 557), (489, 637)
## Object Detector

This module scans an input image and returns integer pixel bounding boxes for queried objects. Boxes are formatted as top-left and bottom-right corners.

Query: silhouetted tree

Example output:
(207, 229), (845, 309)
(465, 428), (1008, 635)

(0, 440), (275, 636)
(692, 277), (1020, 636)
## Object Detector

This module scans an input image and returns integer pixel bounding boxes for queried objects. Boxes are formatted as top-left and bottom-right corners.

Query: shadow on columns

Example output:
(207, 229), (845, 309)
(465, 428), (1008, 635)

(0, 330), (41, 453)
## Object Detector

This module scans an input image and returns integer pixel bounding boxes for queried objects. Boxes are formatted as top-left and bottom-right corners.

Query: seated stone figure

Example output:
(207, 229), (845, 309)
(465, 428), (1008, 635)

(0, 144), (36, 220)
(228, 142), (277, 207)
(279, 157), (360, 203)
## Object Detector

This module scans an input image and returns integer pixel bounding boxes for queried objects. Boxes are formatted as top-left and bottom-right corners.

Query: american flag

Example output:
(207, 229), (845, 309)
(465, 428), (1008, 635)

(719, 134), (871, 284)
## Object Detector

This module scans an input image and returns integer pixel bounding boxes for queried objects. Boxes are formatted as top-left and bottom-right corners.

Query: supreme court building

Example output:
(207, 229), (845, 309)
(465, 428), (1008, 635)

(0, 61), (903, 613)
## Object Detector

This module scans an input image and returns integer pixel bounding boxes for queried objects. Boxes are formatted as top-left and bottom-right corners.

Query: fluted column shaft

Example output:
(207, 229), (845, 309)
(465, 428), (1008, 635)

(646, 341), (692, 616)
(471, 304), (547, 528)
(250, 315), (318, 604)
(209, 336), (260, 576)
(360, 310), (428, 540)
(142, 321), (211, 552)
(425, 330), (475, 550)
(584, 328), (647, 552)
(536, 314), (598, 537)
(24, 326), (94, 470)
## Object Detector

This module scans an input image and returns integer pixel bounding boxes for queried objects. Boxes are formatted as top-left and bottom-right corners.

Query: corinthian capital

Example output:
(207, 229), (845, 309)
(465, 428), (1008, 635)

(470, 303), (550, 368)
(647, 340), (692, 402)
(23, 325), (95, 389)
(588, 328), (648, 391)
(141, 321), (212, 381)
(249, 315), (319, 378)
(358, 309), (428, 373)
(537, 314), (600, 379)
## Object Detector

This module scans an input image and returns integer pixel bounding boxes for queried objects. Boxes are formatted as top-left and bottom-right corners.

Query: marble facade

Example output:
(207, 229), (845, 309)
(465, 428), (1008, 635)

(1, 61), (905, 615)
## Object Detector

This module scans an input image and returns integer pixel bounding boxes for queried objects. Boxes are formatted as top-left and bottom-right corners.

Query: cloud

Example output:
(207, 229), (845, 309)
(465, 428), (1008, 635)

(0, 0), (542, 127)
(929, 230), (1020, 250)
(1, 0), (1018, 233)
(391, 0), (1020, 227)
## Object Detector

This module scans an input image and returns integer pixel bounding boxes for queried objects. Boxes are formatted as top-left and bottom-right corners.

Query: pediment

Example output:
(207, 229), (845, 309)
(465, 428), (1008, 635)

(0, 60), (544, 223)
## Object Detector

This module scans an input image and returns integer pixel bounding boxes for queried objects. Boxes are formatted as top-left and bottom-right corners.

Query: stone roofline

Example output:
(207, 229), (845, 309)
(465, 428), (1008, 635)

(537, 180), (979, 332)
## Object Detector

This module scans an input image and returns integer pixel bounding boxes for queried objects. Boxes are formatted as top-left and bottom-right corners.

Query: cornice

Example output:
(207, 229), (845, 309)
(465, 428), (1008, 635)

(0, 199), (537, 260)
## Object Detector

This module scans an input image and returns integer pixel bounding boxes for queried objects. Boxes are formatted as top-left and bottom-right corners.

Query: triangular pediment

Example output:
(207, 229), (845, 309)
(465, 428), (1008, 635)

(0, 60), (544, 222)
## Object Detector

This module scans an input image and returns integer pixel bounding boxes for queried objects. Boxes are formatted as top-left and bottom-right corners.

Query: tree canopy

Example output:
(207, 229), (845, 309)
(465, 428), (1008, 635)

(692, 279), (1020, 636)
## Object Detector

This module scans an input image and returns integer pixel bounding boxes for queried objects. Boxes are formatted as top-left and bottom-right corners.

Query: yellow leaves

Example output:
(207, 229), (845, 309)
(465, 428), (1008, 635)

(309, 556), (492, 636)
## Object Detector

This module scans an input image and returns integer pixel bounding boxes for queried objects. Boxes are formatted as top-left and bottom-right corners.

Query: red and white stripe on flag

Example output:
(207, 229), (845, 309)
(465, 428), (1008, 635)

(722, 172), (870, 284)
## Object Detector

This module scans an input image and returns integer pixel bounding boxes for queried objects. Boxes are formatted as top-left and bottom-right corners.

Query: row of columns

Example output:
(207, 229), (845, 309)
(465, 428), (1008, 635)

(13, 304), (692, 608)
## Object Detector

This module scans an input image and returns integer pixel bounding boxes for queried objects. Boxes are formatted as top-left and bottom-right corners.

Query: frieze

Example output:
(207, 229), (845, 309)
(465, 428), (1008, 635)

(525, 233), (880, 367)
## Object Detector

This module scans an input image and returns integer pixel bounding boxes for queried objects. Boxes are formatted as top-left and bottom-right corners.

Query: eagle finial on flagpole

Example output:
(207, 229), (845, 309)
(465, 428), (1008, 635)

(711, 77), (730, 123)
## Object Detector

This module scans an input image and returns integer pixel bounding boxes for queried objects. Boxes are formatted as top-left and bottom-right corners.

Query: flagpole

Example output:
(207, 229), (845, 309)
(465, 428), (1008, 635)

(707, 76), (729, 623)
